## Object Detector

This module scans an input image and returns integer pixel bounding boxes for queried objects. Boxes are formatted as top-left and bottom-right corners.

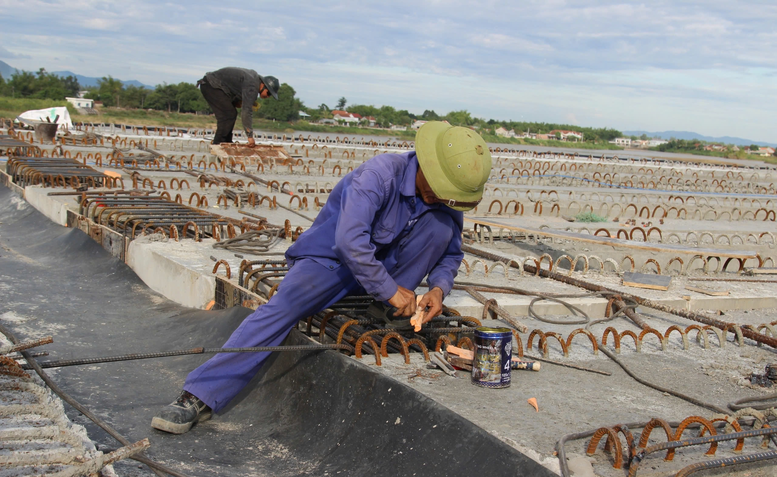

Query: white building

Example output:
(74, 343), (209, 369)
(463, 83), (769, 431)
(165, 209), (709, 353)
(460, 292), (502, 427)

(614, 137), (632, 147)
(66, 97), (94, 109)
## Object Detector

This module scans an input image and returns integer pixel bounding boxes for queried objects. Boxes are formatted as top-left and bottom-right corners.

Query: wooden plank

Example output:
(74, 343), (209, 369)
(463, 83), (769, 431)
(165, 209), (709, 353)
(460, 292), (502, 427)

(622, 272), (672, 290)
(684, 285), (730, 296)
(464, 218), (757, 259)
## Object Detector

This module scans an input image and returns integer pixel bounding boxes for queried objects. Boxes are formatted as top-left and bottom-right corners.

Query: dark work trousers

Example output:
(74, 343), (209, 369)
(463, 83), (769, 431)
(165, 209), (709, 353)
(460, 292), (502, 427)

(184, 209), (457, 413)
(199, 82), (237, 144)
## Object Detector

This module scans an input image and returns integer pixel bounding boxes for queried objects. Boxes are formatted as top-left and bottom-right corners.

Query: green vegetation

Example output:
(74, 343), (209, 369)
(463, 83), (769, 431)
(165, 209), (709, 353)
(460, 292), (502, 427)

(574, 212), (608, 223)
(477, 132), (622, 150)
(0, 68), (79, 100)
(0, 97), (75, 118)
(4, 65), (772, 159)
(651, 139), (774, 163)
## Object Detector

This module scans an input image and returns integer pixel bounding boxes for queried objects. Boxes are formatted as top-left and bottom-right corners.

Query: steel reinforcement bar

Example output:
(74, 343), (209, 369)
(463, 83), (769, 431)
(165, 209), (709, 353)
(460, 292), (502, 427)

(461, 244), (777, 348)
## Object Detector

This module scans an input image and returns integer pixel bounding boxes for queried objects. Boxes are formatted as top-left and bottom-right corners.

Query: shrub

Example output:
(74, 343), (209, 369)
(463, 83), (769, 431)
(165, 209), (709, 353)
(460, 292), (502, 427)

(575, 212), (608, 222)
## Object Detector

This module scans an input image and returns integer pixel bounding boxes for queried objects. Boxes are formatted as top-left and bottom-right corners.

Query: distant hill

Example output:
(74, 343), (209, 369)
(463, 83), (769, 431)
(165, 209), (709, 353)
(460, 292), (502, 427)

(0, 60), (17, 79)
(51, 71), (153, 89)
(0, 61), (152, 89)
(623, 130), (776, 148)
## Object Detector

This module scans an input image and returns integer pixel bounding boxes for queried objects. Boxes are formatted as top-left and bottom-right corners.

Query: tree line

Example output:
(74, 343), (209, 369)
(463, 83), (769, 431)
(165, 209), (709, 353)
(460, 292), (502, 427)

(1, 67), (623, 142)
(0, 68), (304, 122)
(0, 68), (79, 100)
(312, 100), (623, 143)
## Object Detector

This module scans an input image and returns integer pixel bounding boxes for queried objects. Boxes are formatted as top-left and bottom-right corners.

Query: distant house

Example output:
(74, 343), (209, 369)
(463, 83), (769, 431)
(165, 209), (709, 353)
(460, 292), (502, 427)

(549, 129), (583, 141)
(648, 139), (668, 147)
(390, 124), (407, 131)
(614, 137), (631, 147)
(495, 127), (509, 137)
(756, 147), (775, 157)
(411, 120), (427, 130)
(332, 110), (360, 124)
(298, 111), (310, 119)
(66, 97), (94, 109)
(362, 116), (377, 127)
(66, 96), (98, 115)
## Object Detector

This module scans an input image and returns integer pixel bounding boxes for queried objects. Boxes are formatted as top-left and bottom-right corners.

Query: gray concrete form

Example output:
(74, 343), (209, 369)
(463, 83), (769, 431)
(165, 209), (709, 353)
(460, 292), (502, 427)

(3, 124), (777, 290)
(50, 120), (776, 167)
(2, 149), (777, 475)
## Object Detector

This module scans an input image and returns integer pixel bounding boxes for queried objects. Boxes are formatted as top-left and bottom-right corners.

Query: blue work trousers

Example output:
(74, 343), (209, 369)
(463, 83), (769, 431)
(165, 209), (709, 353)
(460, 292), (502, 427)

(184, 209), (457, 413)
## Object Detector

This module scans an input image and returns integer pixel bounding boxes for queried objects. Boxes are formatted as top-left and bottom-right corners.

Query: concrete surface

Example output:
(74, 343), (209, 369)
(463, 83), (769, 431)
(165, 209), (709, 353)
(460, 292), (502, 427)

(1, 126), (776, 477)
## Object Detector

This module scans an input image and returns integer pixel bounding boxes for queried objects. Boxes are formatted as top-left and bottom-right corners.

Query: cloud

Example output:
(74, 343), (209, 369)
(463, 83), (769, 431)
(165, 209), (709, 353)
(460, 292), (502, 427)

(0, 47), (31, 60)
(0, 0), (775, 141)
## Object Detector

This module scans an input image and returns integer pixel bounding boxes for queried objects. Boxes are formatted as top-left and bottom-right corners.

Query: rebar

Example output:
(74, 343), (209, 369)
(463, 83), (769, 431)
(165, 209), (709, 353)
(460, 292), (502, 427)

(25, 344), (352, 369)
(461, 244), (777, 348)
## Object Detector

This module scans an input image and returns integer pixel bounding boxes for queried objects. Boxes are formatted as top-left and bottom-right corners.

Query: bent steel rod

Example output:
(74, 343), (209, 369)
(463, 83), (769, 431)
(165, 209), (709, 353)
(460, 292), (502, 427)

(463, 286), (528, 332)
(25, 344), (351, 370)
(674, 451), (777, 477)
(461, 244), (777, 348)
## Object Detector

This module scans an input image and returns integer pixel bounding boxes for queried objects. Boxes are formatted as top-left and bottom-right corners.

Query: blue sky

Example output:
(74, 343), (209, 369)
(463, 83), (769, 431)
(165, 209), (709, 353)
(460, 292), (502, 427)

(1, 1), (776, 143)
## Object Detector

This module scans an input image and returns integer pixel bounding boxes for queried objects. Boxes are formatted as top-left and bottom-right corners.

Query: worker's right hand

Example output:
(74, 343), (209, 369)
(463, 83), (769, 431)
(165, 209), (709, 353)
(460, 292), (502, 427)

(387, 286), (417, 317)
(246, 137), (256, 148)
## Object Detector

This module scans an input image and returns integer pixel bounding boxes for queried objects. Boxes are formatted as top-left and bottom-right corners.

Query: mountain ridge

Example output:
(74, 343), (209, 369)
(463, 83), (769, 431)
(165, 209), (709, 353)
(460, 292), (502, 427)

(0, 60), (152, 89)
(622, 130), (776, 148)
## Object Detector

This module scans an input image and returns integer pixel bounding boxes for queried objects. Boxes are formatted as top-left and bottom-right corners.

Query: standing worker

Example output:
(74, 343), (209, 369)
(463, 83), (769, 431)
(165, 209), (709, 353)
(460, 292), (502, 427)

(151, 121), (492, 434)
(197, 67), (279, 146)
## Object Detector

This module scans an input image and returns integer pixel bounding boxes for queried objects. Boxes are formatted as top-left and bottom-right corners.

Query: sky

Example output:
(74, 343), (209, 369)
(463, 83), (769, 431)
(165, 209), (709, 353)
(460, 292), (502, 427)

(1, 0), (776, 143)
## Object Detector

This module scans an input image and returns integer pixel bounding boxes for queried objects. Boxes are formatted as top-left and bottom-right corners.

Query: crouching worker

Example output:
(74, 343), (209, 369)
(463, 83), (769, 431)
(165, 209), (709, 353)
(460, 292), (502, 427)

(151, 121), (492, 434)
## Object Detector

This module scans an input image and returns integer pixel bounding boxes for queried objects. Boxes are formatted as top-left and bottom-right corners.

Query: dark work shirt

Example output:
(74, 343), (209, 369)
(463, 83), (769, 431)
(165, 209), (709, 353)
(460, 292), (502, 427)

(204, 67), (260, 136)
(286, 151), (464, 301)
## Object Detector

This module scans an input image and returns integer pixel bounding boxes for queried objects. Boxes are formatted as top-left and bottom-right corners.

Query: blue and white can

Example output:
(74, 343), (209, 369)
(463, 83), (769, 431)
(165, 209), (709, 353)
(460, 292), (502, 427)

(472, 327), (512, 388)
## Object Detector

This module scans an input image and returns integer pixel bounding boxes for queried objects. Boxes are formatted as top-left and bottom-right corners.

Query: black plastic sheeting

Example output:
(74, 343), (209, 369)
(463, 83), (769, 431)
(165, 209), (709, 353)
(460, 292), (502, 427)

(0, 183), (554, 477)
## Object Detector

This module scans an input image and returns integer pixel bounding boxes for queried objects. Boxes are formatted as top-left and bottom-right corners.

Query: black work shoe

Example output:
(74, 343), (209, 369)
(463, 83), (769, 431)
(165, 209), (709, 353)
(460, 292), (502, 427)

(151, 391), (212, 434)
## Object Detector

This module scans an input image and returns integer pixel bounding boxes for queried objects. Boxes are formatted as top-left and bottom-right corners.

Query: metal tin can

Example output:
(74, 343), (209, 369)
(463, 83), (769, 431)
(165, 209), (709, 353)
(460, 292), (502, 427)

(471, 327), (512, 388)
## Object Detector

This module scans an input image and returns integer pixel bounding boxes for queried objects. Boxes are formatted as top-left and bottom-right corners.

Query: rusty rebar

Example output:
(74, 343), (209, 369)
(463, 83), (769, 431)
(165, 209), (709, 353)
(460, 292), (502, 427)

(25, 344), (352, 369)
(463, 286), (528, 332)
(461, 244), (777, 348)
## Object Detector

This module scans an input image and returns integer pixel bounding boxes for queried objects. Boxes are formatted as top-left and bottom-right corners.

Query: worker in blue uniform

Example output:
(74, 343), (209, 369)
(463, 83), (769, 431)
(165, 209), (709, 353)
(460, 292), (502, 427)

(151, 121), (492, 434)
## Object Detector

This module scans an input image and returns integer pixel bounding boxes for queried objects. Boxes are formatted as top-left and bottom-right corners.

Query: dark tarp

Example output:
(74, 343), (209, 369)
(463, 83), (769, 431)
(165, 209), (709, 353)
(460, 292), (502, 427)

(0, 183), (554, 477)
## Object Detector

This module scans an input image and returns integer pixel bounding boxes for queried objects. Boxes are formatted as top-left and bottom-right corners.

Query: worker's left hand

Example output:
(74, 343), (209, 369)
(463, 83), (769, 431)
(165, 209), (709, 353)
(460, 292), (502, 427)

(418, 287), (444, 324)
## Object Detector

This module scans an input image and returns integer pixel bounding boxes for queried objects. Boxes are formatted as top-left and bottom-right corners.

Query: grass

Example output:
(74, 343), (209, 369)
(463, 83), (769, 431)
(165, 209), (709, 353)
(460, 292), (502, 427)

(647, 146), (775, 164)
(574, 212), (608, 223)
(478, 132), (623, 150)
(0, 98), (75, 119)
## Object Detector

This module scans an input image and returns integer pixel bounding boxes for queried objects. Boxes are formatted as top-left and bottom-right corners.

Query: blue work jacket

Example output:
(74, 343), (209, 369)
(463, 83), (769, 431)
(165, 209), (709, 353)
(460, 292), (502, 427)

(286, 151), (464, 301)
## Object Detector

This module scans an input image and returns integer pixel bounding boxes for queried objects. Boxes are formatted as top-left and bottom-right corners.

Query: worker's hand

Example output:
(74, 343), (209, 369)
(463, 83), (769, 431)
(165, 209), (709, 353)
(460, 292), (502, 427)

(418, 287), (444, 324)
(246, 137), (256, 148)
(388, 286), (417, 317)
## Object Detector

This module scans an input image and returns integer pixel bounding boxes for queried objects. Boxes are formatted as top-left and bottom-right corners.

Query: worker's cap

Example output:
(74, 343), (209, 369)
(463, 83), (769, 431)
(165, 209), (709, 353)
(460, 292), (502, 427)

(259, 75), (280, 100)
(415, 121), (492, 211)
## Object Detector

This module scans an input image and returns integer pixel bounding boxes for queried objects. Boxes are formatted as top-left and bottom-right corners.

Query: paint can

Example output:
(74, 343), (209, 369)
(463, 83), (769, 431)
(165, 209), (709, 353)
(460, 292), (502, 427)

(471, 327), (512, 388)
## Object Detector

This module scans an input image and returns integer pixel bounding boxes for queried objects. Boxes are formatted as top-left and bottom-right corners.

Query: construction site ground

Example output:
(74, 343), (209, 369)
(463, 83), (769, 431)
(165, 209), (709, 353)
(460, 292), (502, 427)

(1, 124), (776, 477)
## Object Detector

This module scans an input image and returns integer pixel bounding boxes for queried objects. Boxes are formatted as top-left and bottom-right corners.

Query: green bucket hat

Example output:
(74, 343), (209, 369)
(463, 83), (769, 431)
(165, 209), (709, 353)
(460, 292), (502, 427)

(415, 121), (492, 211)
